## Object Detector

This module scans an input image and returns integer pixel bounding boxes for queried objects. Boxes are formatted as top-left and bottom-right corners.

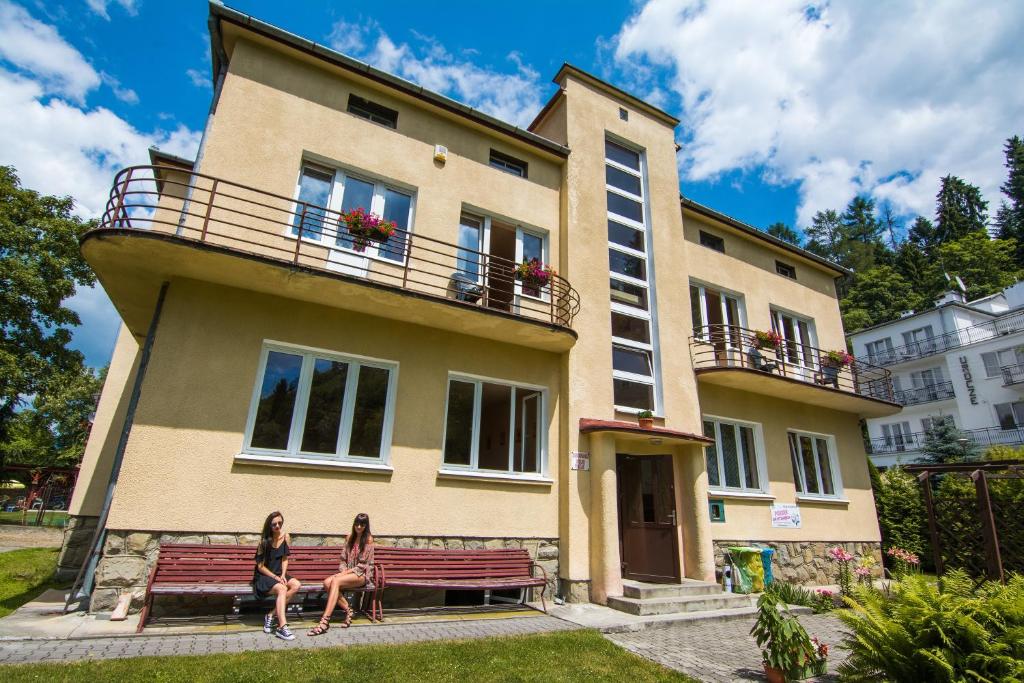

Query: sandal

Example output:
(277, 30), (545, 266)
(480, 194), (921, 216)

(341, 605), (353, 628)
(307, 616), (330, 637)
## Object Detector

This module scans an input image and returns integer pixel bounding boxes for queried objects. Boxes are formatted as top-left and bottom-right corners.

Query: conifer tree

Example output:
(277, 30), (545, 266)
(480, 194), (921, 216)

(933, 175), (989, 243)
(765, 221), (801, 245)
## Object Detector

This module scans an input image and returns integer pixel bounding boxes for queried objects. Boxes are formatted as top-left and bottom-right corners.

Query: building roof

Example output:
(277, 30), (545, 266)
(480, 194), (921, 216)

(680, 197), (851, 277)
(148, 147), (195, 169)
(530, 63), (681, 131)
(207, 1), (570, 159)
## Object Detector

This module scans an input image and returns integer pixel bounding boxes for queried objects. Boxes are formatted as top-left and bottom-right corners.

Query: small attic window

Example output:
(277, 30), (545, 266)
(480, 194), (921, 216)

(619, 107), (629, 121)
(489, 149), (528, 178)
(776, 261), (797, 279)
(699, 230), (724, 253)
(347, 94), (398, 129)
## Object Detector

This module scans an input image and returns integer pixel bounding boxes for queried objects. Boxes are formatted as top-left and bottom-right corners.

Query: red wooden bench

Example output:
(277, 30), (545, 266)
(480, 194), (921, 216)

(371, 546), (549, 620)
(136, 544), (376, 632)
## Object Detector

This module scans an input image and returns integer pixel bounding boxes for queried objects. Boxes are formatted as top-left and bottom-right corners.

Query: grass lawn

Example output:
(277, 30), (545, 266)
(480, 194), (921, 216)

(0, 629), (696, 682)
(0, 547), (63, 618)
(0, 511), (69, 528)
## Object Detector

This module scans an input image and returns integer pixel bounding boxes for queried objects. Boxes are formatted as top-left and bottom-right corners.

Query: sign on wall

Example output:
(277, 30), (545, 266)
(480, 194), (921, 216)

(770, 504), (801, 528)
(570, 451), (590, 471)
(960, 356), (979, 405)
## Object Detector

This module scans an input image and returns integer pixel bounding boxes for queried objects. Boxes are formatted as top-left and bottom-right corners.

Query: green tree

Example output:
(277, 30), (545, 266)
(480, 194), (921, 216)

(765, 221), (801, 245)
(841, 195), (883, 243)
(996, 135), (1024, 264)
(933, 174), (989, 243)
(874, 466), (928, 557)
(931, 232), (1022, 300)
(804, 209), (843, 262)
(921, 420), (978, 464)
(0, 166), (97, 463)
(908, 215), (937, 251)
(839, 265), (921, 332)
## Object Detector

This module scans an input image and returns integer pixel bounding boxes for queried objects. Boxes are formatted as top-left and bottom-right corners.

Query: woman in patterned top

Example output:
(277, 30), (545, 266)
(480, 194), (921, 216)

(252, 511), (302, 640)
(308, 512), (374, 635)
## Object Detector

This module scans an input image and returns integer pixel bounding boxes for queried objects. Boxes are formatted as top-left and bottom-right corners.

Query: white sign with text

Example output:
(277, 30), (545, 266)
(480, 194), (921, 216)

(770, 504), (801, 528)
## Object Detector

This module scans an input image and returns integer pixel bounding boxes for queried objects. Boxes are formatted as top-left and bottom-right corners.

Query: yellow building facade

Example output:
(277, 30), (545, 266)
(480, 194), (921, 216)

(60, 3), (900, 612)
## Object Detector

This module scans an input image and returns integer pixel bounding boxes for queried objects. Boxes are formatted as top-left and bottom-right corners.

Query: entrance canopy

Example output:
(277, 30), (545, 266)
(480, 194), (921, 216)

(578, 418), (713, 447)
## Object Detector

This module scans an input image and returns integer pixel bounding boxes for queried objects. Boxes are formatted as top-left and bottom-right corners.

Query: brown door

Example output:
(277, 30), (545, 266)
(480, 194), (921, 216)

(617, 454), (681, 583)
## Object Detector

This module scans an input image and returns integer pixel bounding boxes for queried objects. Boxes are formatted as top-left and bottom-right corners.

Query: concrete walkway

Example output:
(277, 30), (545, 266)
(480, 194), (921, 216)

(606, 612), (849, 682)
(0, 612), (580, 665)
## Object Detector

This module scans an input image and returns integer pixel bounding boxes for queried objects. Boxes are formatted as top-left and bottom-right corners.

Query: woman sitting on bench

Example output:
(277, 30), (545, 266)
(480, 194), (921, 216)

(308, 512), (374, 635)
(253, 511), (302, 640)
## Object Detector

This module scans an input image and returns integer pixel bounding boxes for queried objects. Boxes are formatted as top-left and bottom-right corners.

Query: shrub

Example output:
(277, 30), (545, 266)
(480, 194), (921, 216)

(765, 581), (835, 613)
(836, 571), (1024, 682)
(874, 466), (929, 567)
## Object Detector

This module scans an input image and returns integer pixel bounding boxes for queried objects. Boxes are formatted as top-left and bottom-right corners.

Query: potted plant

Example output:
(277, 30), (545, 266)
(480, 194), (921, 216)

(342, 207), (397, 253)
(753, 329), (783, 350)
(514, 257), (555, 296)
(750, 591), (819, 682)
(822, 349), (854, 368)
(637, 410), (654, 429)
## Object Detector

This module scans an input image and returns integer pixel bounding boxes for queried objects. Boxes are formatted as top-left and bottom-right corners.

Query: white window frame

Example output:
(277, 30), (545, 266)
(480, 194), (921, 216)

(606, 135), (662, 415)
(440, 372), (547, 477)
(995, 401), (1024, 430)
(788, 429), (844, 500)
(981, 346), (1024, 378)
(459, 210), (552, 304)
(865, 338), (894, 364)
(702, 415), (768, 495)
(241, 341), (399, 465)
(287, 162), (417, 266)
(771, 308), (818, 369)
(689, 281), (747, 346)
(880, 421), (912, 449)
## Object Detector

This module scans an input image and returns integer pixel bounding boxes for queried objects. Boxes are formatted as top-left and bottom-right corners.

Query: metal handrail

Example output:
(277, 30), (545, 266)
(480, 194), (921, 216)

(860, 310), (1024, 366)
(1001, 364), (1024, 387)
(893, 380), (956, 406)
(97, 166), (581, 328)
(688, 324), (895, 402)
(866, 425), (1024, 455)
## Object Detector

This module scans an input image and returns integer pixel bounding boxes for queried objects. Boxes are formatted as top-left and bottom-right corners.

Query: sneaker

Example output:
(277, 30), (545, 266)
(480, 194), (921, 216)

(263, 613), (276, 633)
(274, 625), (295, 641)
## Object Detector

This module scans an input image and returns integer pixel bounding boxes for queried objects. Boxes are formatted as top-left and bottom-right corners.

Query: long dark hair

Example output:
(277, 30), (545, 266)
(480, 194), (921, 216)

(346, 513), (371, 554)
(257, 510), (284, 562)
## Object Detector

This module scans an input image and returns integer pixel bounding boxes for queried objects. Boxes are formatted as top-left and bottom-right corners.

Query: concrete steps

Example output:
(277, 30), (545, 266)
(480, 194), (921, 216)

(608, 579), (755, 616)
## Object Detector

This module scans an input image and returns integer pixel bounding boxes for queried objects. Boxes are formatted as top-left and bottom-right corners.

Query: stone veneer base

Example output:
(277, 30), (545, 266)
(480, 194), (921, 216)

(712, 540), (883, 585)
(58, 517), (559, 614)
(558, 578), (591, 604)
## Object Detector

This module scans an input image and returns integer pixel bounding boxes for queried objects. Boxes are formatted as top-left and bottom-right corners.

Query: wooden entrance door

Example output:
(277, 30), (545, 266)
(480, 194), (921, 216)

(616, 454), (681, 583)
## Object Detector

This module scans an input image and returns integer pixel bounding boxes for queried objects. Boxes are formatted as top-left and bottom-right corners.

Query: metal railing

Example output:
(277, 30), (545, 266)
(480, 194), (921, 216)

(866, 425), (1024, 455)
(862, 311), (1024, 366)
(689, 324), (895, 402)
(98, 166), (581, 328)
(1002, 364), (1024, 387)
(893, 380), (955, 406)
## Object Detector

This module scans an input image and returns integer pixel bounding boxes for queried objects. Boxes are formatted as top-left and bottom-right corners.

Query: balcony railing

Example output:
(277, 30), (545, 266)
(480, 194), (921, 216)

(866, 425), (1024, 456)
(1002, 364), (1024, 387)
(893, 380), (956, 406)
(689, 324), (894, 402)
(100, 166), (581, 328)
(862, 311), (1024, 366)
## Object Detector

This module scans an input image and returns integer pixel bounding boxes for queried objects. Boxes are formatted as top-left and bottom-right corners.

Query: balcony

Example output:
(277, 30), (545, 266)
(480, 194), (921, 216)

(866, 425), (1024, 457)
(689, 325), (900, 417)
(863, 311), (1024, 366)
(894, 380), (956, 406)
(83, 166), (581, 352)
(1002, 364), (1024, 387)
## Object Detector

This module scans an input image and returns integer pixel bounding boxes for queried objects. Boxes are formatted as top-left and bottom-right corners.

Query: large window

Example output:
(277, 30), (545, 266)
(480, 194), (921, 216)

(902, 325), (935, 354)
(995, 401), (1024, 430)
(982, 346), (1024, 377)
(442, 376), (545, 475)
(880, 421), (912, 450)
(606, 137), (659, 413)
(771, 309), (816, 369)
(291, 163), (414, 263)
(865, 338), (894, 364)
(690, 283), (744, 346)
(702, 418), (766, 493)
(788, 431), (842, 498)
(244, 343), (398, 463)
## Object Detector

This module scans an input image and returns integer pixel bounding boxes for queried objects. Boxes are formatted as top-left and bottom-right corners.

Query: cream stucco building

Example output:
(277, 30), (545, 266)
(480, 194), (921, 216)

(61, 2), (900, 613)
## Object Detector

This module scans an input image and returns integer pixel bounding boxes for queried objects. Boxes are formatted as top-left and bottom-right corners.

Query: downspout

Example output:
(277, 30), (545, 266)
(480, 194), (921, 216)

(65, 282), (170, 612)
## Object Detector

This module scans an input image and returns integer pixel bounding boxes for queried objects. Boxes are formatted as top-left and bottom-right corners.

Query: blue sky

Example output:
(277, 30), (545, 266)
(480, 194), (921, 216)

(1, 1), (1021, 369)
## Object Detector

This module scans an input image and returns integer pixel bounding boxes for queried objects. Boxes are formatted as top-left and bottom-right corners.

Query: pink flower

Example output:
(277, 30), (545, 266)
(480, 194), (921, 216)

(854, 566), (871, 577)
(828, 546), (854, 562)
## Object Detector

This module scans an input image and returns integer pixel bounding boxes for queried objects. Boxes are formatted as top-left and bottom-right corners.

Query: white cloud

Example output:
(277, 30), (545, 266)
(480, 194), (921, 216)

(0, 4), (200, 367)
(84, 0), (136, 21)
(101, 71), (138, 104)
(186, 67), (210, 89)
(613, 0), (1024, 227)
(326, 19), (545, 128)
(0, 0), (100, 102)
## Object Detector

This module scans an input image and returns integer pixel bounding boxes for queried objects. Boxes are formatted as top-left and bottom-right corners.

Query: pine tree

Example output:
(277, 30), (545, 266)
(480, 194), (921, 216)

(841, 195), (883, 243)
(934, 175), (989, 243)
(908, 216), (936, 251)
(804, 209), (843, 262)
(1001, 135), (1024, 222)
(921, 419), (978, 464)
(765, 221), (801, 245)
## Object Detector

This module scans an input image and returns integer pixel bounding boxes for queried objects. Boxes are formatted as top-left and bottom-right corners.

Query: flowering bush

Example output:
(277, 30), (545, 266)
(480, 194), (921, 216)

(753, 329), (783, 350)
(814, 589), (836, 612)
(342, 207), (397, 252)
(886, 546), (921, 578)
(824, 349), (854, 366)
(514, 257), (555, 292)
(828, 546), (855, 596)
(854, 555), (877, 585)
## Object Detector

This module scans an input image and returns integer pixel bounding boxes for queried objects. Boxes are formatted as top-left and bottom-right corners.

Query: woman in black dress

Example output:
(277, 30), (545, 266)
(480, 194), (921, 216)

(253, 511), (301, 640)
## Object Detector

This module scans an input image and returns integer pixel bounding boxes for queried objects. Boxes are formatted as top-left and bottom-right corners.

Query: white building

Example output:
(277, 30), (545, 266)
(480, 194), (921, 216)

(849, 281), (1024, 467)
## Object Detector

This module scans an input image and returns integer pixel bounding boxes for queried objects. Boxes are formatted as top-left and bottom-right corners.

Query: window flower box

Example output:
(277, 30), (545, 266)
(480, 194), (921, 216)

(342, 207), (397, 253)
(515, 257), (555, 296)
(753, 329), (783, 350)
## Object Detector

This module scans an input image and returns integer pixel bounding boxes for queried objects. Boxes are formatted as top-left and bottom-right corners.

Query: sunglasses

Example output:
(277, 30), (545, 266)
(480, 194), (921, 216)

(271, 521), (283, 528)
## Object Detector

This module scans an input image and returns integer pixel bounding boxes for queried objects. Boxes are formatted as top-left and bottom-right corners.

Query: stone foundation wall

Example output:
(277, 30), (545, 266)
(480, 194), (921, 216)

(68, 518), (559, 614)
(56, 515), (99, 582)
(712, 540), (883, 585)
(559, 578), (591, 604)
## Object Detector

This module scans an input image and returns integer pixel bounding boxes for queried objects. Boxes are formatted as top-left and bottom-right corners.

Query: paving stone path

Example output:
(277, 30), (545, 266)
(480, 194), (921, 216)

(606, 613), (849, 682)
(0, 615), (579, 666)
